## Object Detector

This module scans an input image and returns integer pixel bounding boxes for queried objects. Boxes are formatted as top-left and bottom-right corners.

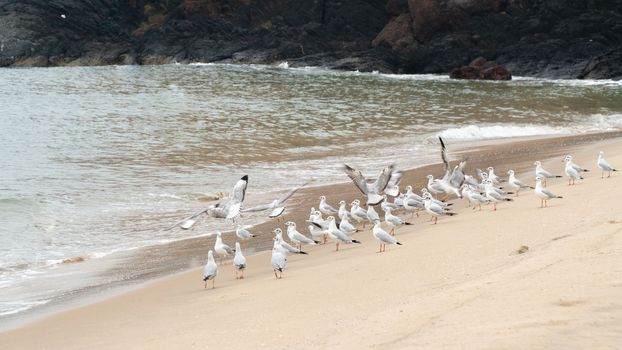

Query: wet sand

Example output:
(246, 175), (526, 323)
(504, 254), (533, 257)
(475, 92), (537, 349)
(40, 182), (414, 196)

(2, 132), (622, 348)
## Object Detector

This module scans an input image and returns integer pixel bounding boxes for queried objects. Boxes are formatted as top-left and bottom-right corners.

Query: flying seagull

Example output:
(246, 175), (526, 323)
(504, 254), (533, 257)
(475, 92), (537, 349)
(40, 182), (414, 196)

(342, 164), (396, 205)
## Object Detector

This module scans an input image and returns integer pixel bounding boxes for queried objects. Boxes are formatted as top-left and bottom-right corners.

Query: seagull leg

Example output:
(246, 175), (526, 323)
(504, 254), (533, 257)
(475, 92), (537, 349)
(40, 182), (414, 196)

(433, 216), (438, 225)
(378, 243), (382, 253)
(212, 279), (215, 289)
(390, 228), (395, 236)
(335, 242), (340, 252)
(274, 269), (278, 279)
(204, 280), (207, 289)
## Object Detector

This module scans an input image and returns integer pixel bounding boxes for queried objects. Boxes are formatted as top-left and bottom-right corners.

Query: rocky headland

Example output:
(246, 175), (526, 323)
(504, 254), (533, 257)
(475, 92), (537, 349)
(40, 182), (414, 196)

(0, 0), (620, 78)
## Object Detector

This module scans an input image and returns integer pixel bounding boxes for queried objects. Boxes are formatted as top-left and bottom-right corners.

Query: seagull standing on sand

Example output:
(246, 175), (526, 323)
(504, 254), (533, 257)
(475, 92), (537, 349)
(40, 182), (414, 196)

(372, 220), (402, 252)
(319, 195), (338, 215)
(534, 176), (563, 208)
(350, 200), (370, 227)
(597, 151), (617, 178)
(564, 157), (584, 185)
(342, 164), (396, 205)
(463, 185), (490, 210)
(202, 250), (218, 289)
(308, 224), (326, 242)
(563, 155), (589, 173)
(534, 161), (562, 186)
(271, 246), (287, 279)
(338, 215), (359, 235)
(326, 216), (361, 251)
(233, 242), (246, 279)
(241, 183), (307, 219)
(274, 228), (308, 255)
(484, 179), (513, 211)
(338, 200), (355, 221)
(285, 221), (319, 251)
(507, 170), (534, 196)
(366, 204), (380, 225)
(487, 167), (503, 184)
(214, 232), (235, 262)
(423, 193), (457, 224)
(383, 207), (412, 235)
(236, 225), (256, 241)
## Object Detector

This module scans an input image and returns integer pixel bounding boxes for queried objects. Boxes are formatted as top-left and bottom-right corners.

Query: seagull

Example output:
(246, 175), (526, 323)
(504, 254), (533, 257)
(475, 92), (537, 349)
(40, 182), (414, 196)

(597, 151), (617, 178)
(563, 155), (589, 173)
(366, 204), (380, 225)
(308, 224), (326, 242)
(342, 163), (396, 205)
(462, 185), (490, 210)
(484, 179), (513, 211)
(350, 200), (370, 227)
(307, 210), (331, 243)
(487, 167), (504, 184)
(439, 136), (467, 189)
(338, 200), (356, 221)
(426, 174), (446, 195)
(285, 221), (319, 251)
(338, 214), (359, 235)
(274, 228), (308, 255)
(383, 207), (412, 235)
(235, 225), (256, 241)
(213, 232), (235, 262)
(326, 216), (361, 251)
(507, 170), (534, 196)
(319, 195), (338, 215)
(534, 161), (561, 186)
(372, 220), (402, 252)
(271, 246), (287, 279)
(564, 157), (584, 185)
(384, 170), (404, 197)
(167, 175), (249, 230)
(202, 250), (218, 289)
(233, 242), (246, 279)
(423, 193), (457, 224)
(534, 176), (563, 208)
(241, 183), (307, 219)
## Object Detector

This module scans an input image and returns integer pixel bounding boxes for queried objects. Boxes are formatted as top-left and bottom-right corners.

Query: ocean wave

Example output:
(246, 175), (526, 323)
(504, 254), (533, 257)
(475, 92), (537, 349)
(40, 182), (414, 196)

(0, 300), (50, 317)
(437, 125), (568, 139)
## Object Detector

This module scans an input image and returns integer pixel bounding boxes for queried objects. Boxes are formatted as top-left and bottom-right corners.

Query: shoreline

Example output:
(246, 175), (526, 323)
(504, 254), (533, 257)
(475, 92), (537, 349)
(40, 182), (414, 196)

(1, 131), (621, 348)
(1, 130), (622, 333)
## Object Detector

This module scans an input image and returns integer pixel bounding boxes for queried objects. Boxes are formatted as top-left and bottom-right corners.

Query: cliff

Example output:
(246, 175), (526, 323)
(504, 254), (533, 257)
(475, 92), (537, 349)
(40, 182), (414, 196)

(0, 0), (620, 78)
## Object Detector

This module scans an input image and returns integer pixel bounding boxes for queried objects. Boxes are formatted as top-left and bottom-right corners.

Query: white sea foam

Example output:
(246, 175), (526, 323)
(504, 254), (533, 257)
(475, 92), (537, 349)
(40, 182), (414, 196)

(438, 125), (568, 139)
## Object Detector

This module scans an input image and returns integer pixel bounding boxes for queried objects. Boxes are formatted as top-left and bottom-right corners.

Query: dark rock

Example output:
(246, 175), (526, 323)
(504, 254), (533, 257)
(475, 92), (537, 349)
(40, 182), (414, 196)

(449, 57), (511, 80)
(372, 13), (415, 51)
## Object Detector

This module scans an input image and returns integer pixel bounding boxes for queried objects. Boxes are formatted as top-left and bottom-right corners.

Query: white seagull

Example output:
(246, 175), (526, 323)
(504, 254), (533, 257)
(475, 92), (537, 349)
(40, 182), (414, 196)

(213, 232), (235, 262)
(202, 250), (218, 289)
(534, 161), (562, 186)
(423, 193), (457, 224)
(285, 221), (319, 251)
(484, 179), (513, 211)
(534, 176), (563, 208)
(233, 242), (246, 279)
(241, 183), (307, 219)
(564, 157), (584, 185)
(342, 163), (396, 205)
(271, 245), (287, 279)
(507, 170), (534, 196)
(350, 200), (370, 227)
(372, 220), (402, 253)
(597, 151), (617, 178)
(383, 207), (412, 235)
(326, 216), (361, 251)
(319, 195), (338, 215)
(235, 225), (256, 241)
(168, 175), (249, 230)
(274, 228), (308, 255)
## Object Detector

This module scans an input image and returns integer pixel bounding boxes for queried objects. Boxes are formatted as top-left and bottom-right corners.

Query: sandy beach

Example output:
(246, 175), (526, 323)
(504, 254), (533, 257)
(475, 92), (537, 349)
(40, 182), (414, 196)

(2, 135), (622, 349)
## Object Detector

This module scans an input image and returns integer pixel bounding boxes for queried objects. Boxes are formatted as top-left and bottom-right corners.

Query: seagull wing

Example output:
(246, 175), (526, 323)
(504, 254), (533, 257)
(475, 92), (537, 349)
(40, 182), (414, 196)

(342, 164), (371, 195)
(276, 183), (307, 205)
(371, 164), (395, 194)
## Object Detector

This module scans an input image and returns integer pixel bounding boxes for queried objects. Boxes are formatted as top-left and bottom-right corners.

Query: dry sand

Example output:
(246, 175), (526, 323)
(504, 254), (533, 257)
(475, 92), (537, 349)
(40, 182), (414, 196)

(2, 136), (622, 349)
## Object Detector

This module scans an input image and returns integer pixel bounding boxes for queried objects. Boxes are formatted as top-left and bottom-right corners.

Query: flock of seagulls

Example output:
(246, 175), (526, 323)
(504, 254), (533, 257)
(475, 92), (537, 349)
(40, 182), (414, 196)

(183, 138), (618, 288)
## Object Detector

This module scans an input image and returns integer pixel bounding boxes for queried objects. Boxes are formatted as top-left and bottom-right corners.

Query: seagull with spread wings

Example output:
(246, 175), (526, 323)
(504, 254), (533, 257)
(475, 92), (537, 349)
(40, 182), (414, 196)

(342, 164), (396, 205)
